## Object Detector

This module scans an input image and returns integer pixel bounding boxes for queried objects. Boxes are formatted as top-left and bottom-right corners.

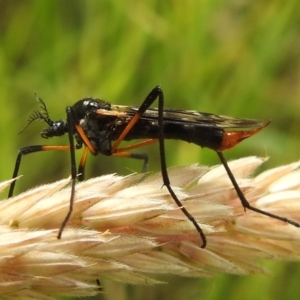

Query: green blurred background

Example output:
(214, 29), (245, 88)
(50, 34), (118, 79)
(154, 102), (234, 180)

(1, 0), (300, 299)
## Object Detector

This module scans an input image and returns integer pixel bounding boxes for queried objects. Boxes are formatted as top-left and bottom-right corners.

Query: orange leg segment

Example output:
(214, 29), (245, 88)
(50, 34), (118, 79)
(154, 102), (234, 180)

(114, 139), (158, 153)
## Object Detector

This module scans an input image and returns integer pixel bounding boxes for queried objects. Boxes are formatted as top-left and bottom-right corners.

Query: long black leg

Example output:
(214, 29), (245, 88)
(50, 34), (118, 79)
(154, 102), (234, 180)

(119, 86), (206, 247)
(9, 146), (44, 198)
(154, 87), (207, 248)
(217, 151), (300, 227)
(58, 106), (100, 238)
(8, 145), (71, 198)
(57, 107), (80, 239)
(8, 142), (77, 239)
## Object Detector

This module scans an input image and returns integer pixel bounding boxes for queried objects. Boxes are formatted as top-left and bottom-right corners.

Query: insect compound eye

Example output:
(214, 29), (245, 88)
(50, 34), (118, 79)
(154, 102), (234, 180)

(41, 120), (66, 138)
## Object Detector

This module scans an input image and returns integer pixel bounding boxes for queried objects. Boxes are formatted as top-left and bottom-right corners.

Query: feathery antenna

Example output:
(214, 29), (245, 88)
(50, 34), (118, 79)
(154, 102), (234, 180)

(18, 95), (53, 134)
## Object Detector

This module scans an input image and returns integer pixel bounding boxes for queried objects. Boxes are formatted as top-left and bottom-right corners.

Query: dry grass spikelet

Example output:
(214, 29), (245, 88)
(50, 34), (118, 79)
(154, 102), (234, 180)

(0, 156), (300, 299)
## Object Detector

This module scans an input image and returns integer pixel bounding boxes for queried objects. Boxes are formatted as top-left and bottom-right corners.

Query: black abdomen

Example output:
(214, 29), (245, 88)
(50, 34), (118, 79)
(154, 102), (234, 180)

(113, 119), (224, 151)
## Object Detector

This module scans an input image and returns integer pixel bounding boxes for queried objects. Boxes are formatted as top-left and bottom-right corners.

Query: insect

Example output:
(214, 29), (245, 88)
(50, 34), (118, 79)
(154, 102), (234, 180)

(8, 86), (300, 247)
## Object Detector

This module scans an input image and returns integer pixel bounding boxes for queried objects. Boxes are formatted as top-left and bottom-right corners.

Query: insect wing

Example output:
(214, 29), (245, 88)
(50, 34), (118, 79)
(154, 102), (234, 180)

(106, 105), (266, 129)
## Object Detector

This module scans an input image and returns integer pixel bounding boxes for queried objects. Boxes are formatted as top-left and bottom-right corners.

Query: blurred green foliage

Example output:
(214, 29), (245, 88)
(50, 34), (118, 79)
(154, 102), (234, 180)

(1, 1), (300, 300)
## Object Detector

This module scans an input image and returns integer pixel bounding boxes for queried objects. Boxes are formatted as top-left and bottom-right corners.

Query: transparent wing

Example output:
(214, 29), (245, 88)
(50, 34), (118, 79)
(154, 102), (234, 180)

(108, 105), (266, 129)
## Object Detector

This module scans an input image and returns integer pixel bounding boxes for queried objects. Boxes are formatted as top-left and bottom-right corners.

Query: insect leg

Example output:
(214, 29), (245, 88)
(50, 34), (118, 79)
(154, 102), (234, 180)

(217, 151), (300, 227)
(112, 86), (206, 247)
(8, 145), (71, 198)
(156, 88), (207, 248)
(8, 143), (80, 239)
(96, 279), (103, 291)
(114, 151), (149, 172)
(57, 107), (97, 239)
(78, 146), (89, 181)
(114, 139), (158, 172)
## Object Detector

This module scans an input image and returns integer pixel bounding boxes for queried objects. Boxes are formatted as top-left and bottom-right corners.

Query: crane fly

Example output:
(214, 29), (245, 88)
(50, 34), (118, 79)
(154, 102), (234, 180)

(8, 86), (300, 247)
